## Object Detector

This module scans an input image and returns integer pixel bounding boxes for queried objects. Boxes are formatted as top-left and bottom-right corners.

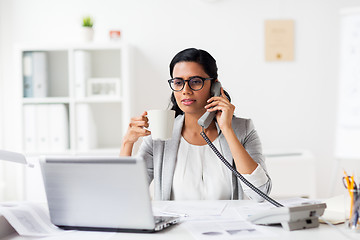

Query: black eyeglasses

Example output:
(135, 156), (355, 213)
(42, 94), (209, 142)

(168, 76), (213, 92)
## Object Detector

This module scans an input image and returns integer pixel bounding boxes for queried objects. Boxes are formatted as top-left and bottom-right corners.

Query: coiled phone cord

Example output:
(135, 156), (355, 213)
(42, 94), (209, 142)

(200, 129), (284, 208)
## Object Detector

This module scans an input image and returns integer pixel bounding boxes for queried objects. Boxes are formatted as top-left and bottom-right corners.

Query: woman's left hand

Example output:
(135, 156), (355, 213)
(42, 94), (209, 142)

(205, 87), (235, 131)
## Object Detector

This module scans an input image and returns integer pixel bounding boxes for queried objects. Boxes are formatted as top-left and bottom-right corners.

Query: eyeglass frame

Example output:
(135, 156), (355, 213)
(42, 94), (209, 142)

(167, 76), (214, 92)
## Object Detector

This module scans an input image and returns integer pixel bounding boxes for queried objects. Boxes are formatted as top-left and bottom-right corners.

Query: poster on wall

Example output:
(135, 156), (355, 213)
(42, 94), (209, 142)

(265, 20), (294, 61)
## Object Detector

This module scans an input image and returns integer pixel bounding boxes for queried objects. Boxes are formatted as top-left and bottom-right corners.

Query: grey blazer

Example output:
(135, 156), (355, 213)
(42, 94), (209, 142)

(137, 114), (272, 201)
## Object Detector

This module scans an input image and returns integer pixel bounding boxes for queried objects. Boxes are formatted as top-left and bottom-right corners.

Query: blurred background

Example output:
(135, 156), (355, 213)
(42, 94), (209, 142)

(1, 0), (360, 202)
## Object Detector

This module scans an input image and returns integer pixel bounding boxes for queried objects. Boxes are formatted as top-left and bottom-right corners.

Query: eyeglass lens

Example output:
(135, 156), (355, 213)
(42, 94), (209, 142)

(171, 78), (204, 91)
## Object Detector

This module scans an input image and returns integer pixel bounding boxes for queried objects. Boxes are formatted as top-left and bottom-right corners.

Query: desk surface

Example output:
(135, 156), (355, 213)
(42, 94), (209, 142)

(1, 200), (358, 240)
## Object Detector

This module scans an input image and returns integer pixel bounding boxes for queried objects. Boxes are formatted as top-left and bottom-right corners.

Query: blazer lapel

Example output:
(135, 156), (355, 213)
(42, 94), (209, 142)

(161, 115), (184, 200)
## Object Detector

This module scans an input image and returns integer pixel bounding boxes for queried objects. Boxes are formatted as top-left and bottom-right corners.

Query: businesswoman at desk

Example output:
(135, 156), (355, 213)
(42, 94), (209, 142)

(120, 48), (271, 201)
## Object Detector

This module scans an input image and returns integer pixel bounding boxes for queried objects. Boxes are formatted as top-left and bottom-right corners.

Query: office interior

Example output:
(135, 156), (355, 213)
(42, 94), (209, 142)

(0, 0), (360, 203)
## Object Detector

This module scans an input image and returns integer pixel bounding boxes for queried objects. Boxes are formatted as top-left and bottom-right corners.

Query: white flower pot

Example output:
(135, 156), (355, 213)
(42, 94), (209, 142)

(81, 27), (94, 42)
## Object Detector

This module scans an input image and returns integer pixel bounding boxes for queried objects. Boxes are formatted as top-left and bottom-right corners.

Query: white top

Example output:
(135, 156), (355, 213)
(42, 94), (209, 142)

(171, 136), (232, 200)
(171, 136), (269, 200)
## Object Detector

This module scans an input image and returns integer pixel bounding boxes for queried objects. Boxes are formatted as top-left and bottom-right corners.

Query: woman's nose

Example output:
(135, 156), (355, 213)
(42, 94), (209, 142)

(182, 81), (192, 94)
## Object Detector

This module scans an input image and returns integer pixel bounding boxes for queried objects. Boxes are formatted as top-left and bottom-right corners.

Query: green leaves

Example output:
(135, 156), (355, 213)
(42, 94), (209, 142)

(82, 16), (93, 27)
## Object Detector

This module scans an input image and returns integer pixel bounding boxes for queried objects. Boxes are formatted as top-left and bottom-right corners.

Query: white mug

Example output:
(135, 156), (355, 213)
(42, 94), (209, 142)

(147, 110), (175, 140)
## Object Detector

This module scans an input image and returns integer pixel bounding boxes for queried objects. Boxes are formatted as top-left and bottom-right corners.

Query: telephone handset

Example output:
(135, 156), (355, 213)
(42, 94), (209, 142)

(197, 82), (222, 129)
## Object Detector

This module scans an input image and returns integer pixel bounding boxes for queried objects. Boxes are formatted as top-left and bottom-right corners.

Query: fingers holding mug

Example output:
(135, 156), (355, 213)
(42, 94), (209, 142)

(126, 112), (151, 143)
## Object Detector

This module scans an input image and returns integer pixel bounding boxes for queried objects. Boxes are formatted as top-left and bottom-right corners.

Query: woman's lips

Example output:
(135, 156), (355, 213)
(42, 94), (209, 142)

(181, 99), (196, 106)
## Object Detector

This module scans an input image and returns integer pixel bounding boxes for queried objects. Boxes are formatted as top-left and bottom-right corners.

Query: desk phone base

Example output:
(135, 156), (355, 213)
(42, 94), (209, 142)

(248, 203), (327, 231)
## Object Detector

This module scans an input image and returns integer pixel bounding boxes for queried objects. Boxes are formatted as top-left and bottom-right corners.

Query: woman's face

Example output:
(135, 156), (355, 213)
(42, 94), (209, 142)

(172, 61), (212, 116)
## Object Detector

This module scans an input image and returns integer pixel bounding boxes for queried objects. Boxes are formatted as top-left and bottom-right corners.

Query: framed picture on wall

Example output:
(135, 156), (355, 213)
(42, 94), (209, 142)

(87, 78), (121, 98)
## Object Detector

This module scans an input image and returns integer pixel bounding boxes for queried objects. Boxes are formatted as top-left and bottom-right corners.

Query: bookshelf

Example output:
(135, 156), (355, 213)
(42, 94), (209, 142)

(17, 43), (131, 156)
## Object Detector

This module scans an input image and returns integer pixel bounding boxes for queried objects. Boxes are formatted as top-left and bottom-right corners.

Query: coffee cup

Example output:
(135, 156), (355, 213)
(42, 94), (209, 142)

(147, 110), (175, 140)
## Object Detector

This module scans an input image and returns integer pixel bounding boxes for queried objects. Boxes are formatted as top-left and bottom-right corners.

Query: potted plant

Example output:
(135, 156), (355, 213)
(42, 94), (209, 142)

(81, 16), (94, 42)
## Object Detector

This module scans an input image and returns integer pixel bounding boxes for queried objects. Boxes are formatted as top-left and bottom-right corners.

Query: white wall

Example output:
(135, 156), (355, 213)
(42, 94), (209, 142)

(0, 0), (5, 148)
(0, 0), (5, 199)
(1, 0), (360, 199)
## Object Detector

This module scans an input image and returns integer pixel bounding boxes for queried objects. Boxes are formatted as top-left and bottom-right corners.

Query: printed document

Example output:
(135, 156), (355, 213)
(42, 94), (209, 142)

(0, 202), (115, 239)
(0, 202), (63, 237)
(152, 200), (227, 219)
(183, 220), (275, 240)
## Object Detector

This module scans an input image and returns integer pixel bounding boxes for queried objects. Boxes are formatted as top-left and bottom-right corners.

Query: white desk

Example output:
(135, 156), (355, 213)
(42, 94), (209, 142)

(0, 200), (358, 240)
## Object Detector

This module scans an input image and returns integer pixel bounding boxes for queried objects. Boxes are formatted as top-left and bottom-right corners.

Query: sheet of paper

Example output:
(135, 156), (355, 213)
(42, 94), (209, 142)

(152, 201), (227, 218)
(0, 202), (64, 237)
(183, 220), (276, 240)
(0, 150), (27, 165)
(185, 208), (242, 222)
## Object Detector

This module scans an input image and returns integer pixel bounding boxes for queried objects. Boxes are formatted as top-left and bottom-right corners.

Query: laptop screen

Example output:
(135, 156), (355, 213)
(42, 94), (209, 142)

(40, 156), (156, 231)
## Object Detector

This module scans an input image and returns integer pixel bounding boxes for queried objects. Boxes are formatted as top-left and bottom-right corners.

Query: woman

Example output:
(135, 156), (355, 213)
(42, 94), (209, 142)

(120, 48), (271, 201)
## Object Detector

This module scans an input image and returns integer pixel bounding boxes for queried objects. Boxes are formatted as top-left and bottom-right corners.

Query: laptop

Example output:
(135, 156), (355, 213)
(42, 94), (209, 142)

(39, 156), (180, 233)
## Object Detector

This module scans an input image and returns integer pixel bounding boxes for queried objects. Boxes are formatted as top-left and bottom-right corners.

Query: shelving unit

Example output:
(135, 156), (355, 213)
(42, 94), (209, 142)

(17, 43), (131, 156)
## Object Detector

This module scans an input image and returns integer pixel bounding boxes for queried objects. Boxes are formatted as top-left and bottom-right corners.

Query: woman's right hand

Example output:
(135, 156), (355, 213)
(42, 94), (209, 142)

(123, 111), (151, 144)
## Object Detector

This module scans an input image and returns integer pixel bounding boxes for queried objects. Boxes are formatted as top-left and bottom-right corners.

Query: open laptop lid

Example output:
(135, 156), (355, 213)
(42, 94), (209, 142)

(40, 156), (157, 232)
